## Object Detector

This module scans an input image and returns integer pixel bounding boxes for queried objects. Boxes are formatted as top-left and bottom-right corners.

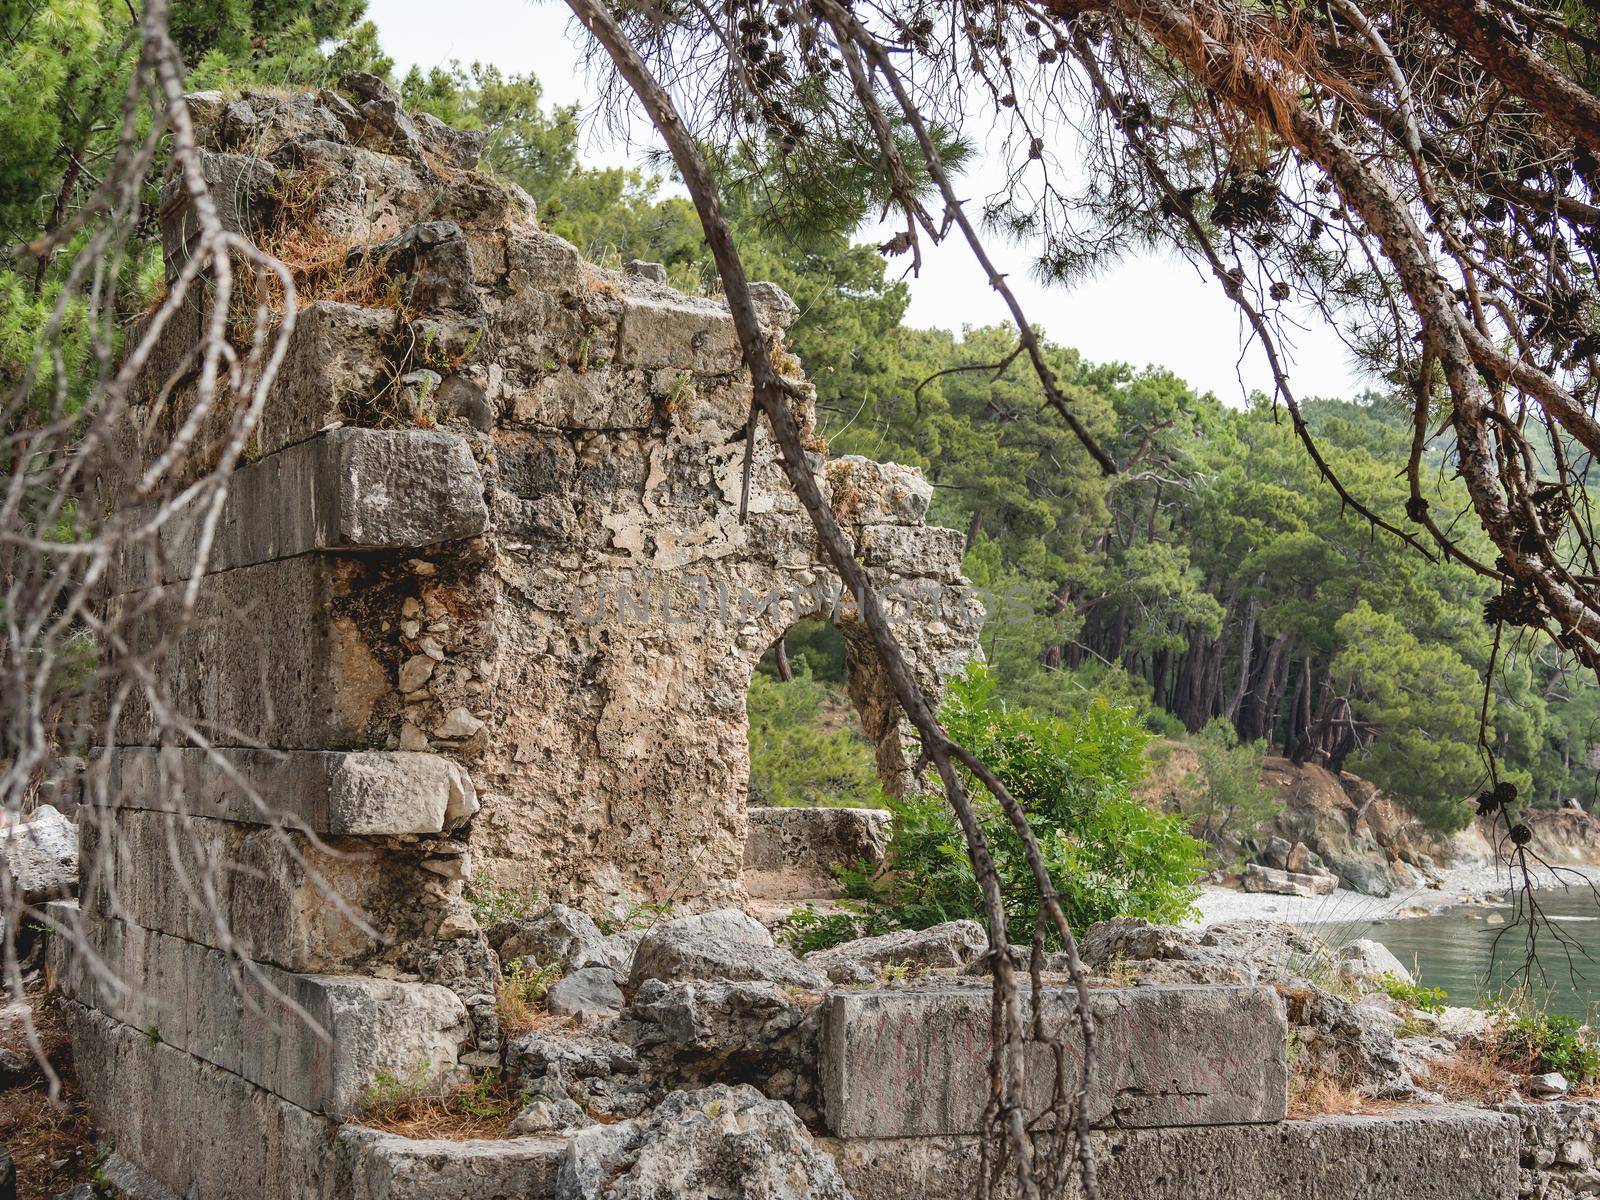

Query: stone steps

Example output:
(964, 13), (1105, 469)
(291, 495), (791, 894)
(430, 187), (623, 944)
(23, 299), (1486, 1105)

(820, 983), (1289, 1139)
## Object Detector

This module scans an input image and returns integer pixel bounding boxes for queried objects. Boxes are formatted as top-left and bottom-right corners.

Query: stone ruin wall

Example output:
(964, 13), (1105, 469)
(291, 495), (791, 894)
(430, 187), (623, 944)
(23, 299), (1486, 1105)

(54, 76), (983, 1198)
(117, 77), (983, 914)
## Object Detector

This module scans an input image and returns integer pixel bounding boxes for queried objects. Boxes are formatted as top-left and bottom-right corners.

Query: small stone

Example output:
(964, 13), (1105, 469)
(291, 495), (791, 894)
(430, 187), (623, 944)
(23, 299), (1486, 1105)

(624, 260), (667, 283)
(397, 655), (435, 692)
(547, 967), (624, 1023)
(1528, 1071), (1570, 1098)
(510, 1095), (589, 1135)
(418, 636), (446, 660)
(434, 707), (484, 739)
(398, 722), (430, 751)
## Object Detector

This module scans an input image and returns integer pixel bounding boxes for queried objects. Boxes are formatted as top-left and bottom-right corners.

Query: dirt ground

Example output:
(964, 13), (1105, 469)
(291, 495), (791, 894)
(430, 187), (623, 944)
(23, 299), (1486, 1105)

(0, 976), (100, 1200)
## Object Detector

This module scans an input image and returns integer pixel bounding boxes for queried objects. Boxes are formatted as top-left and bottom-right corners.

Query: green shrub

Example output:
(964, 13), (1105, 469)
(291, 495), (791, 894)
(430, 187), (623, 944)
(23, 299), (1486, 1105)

(1173, 717), (1281, 860)
(777, 901), (898, 954)
(1497, 1010), (1600, 1082)
(1380, 973), (1447, 1015)
(746, 665), (887, 808)
(846, 667), (1205, 942)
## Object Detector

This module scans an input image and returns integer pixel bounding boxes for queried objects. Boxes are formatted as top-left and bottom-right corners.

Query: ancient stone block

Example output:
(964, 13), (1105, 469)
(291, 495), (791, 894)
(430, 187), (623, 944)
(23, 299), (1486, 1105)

(336, 1126), (566, 1200)
(159, 149), (277, 280)
(616, 294), (742, 375)
(822, 1106), (1519, 1200)
(53, 907), (468, 1115)
(62, 1000), (337, 1200)
(820, 984), (1288, 1138)
(107, 746), (477, 835)
(110, 428), (487, 593)
(257, 301), (398, 459)
(742, 806), (890, 901)
(828, 456), (933, 526)
(510, 368), (655, 430)
(80, 809), (470, 972)
(114, 554), (401, 750)
(856, 524), (967, 582)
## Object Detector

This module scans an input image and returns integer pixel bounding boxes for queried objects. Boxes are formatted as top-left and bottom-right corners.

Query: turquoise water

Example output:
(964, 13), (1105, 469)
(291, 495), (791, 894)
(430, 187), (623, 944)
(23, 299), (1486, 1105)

(1317, 886), (1600, 1019)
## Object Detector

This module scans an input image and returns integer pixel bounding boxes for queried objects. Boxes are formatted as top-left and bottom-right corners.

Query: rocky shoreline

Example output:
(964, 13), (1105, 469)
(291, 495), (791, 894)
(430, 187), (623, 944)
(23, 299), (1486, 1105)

(1192, 861), (1600, 928)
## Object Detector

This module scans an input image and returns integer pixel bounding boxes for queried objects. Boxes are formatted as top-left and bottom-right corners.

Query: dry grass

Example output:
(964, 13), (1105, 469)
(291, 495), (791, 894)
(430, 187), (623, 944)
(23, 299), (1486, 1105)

(358, 1070), (517, 1141)
(1422, 1043), (1518, 1105)
(494, 959), (563, 1037)
(0, 987), (102, 1200)
(1287, 1071), (1405, 1119)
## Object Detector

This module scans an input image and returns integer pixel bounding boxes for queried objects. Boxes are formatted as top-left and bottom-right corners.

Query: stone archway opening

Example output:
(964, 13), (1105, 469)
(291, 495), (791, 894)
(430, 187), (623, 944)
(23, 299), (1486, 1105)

(745, 617), (888, 811)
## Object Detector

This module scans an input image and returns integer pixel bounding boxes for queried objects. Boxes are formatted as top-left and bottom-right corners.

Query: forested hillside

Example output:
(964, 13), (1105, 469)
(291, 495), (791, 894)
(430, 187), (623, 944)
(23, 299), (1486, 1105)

(5, 1), (1594, 839)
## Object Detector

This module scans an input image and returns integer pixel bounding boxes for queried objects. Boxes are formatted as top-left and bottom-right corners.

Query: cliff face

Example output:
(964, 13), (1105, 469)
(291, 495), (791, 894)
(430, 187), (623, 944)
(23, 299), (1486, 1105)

(1256, 757), (1600, 895)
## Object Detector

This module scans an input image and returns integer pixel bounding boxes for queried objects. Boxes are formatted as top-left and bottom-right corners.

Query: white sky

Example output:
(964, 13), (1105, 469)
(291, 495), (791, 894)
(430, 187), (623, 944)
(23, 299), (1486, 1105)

(367, 0), (1367, 404)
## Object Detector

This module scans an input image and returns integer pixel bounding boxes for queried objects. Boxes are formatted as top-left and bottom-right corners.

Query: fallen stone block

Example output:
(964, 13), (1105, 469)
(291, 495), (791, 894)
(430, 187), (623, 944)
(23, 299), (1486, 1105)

(559, 1084), (849, 1200)
(80, 809), (470, 972)
(107, 746), (477, 835)
(489, 904), (627, 975)
(0, 804), (77, 904)
(804, 921), (988, 985)
(52, 906), (469, 1116)
(629, 909), (828, 992)
(110, 428), (487, 593)
(61, 999), (337, 1200)
(546, 967), (625, 1023)
(742, 806), (889, 902)
(1241, 862), (1338, 896)
(820, 984), (1287, 1138)
(822, 1106), (1519, 1200)
(337, 1126), (565, 1200)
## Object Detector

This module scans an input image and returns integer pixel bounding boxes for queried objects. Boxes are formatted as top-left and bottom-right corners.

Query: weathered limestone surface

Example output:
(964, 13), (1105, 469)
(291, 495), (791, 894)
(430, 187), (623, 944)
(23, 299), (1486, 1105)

(820, 1107), (1520, 1200)
(820, 984), (1288, 1138)
(1498, 1098), (1600, 1199)
(53, 905), (469, 1116)
(107, 746), (478, 835)
(81, 810), (473, 972)
(336, 1127), (566, 1200)
(110, 428), (487, 594)
(62, 1000), (337, 1200)
(123, 80), (985, 908)
(742, 806), (890, 901)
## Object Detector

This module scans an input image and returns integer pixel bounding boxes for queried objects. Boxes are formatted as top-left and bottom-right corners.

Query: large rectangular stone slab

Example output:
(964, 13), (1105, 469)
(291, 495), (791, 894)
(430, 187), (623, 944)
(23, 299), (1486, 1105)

(107, 746), (476, 835)
(336, 1127), (565, 1200)
(820, 1107), (1519, 1199)
(52, 905), (469, 1116)
(113, 554), (399, 749)
(820, 984), (1287, 1138)
(742, 806), (889, 901)
(62, 999), (337, 1200)
(110, 428), (487, 594)
(79, 809), (467, 972)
